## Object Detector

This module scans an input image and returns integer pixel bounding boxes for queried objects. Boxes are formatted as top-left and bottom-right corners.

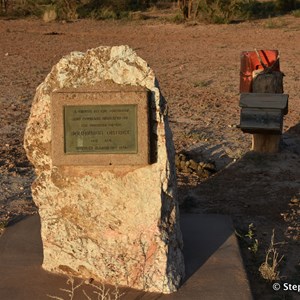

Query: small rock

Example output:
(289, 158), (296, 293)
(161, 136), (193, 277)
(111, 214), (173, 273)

(85, 278), (94, 284)
(180, 160), (186, 170)
(196, 169), (211, 178)
(198, 162), (205, 168)
(203, 162), (216, 171)
(182, 166), (190, 174)
(178, 153), (186, 161)
(189, 159), (198, 171)
(290, 197), (299, 204)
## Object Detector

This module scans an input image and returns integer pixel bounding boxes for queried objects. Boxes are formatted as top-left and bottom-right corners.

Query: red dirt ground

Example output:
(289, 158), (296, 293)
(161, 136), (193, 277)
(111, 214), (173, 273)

(0, 15), (300, 299)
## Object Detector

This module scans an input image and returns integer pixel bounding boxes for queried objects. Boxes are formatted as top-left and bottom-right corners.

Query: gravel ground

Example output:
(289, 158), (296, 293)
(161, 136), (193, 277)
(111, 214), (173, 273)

(0, 16), (300, 299)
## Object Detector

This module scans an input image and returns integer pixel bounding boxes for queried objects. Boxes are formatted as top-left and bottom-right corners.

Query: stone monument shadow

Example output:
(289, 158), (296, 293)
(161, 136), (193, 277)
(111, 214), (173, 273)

(0, 214), (75, 300)
(179, 133), (300, 286)
(179, 213), (234, 283)
(0, 212), (239, 299)
(281, 122), (300, 154)
(0, 210), (234, 288)
(0, 214), (43, 267)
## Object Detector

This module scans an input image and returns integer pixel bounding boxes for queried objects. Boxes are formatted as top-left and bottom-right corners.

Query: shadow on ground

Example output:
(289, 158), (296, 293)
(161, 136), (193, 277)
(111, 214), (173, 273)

(0, 212), (251, 300)
(178, 125), (300, 299)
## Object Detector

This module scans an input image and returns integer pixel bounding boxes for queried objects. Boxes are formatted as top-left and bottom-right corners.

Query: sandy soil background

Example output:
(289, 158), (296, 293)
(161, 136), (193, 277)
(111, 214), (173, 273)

(0, 15), (300, 299)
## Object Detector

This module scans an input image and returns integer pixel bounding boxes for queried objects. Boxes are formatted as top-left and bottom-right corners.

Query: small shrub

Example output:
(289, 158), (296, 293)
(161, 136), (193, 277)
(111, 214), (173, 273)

(237, 0), (276, 20)
(170, 11), (185, 23)
(128, 11), (149, 20)
(275, 0), (297, 12)
(0, 220), (8, 234)
(42, 5), (57, 22)
(55, 0), (79, 21)
(235, 223), (259, 256)
(292, 9), (300, 17)
(196, 0), (257, 24)
(264, 17), (288, 29)
(0, 0), (9, 14)
(9, 0), (44, 17)
(194, 0), (298, 23)
(90, 7), (118, 20)
(76, 0), (144, 20)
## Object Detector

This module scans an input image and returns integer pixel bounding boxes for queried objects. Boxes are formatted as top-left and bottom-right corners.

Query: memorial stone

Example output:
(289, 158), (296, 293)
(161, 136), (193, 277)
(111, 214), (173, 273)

(24, 46), (184, 293)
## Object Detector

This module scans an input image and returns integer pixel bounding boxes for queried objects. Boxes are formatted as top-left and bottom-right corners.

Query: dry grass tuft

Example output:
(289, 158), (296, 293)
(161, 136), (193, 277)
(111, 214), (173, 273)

(259, 229), (284, 282)
(47, 276), (124, 300)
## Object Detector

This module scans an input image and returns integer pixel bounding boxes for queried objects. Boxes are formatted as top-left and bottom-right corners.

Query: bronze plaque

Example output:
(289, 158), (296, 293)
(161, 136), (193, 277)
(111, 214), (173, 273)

(51, 84), (150, 166)
(64, 105), (137, 154)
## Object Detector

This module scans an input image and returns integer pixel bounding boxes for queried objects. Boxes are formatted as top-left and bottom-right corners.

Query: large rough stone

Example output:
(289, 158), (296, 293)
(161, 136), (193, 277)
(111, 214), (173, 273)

(24, 45), (184, 293)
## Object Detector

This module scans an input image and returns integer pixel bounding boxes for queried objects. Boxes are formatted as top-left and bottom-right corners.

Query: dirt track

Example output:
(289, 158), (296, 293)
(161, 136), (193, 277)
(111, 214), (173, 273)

(0, 16), (300, 299)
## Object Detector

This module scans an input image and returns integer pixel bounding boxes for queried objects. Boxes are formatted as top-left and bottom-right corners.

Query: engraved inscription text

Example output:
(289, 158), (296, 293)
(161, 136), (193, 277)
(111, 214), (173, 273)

(64, 104), (137, 154)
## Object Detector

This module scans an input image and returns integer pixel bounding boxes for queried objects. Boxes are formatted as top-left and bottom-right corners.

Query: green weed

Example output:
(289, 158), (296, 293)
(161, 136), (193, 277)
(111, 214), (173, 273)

(236, 223), (259, 255)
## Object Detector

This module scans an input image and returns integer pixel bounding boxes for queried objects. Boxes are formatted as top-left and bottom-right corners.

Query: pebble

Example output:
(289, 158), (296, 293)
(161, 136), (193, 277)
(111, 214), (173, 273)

(189, 160), (198, 170)
(85, 278), (94, 284)
(180, 161), (186, 170)
(290, 198), (299, 204)
(196, 169), (211, 178)
(204, 162), (215, 171)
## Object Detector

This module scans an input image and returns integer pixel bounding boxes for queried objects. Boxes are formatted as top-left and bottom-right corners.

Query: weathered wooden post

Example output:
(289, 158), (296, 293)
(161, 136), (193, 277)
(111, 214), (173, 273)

(239, 49), (288, 153)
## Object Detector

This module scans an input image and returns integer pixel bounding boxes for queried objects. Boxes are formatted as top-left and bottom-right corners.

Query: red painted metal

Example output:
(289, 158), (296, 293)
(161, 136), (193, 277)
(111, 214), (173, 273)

(240, 50), (280, 93)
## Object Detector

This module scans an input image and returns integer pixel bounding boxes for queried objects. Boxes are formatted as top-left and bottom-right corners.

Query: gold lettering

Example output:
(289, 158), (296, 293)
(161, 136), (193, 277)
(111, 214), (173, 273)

(106, 130), (130, 135)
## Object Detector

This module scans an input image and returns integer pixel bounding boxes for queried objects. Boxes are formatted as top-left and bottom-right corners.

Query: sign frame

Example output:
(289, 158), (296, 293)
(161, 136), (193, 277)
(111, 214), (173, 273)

(51, 87), (150, 166)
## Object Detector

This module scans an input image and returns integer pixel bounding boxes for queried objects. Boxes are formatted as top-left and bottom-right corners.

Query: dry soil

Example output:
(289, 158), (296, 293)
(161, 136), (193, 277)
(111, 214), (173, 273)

(0, 15), (300, 299)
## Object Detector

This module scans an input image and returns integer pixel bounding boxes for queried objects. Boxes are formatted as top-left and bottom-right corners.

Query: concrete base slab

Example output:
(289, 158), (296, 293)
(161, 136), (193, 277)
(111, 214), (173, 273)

(0, 213), (252, 300)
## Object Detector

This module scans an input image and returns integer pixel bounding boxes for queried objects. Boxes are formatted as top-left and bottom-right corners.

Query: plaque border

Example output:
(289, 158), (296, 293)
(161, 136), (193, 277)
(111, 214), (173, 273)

(51, 88), (150, 166)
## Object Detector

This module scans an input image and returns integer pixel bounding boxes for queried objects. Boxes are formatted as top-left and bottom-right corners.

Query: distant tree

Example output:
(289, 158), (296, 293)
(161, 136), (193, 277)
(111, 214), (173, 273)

(1, 0), (9, 13)
(276, 0), (296, 12)
(178, 0), (195, 19)
(56, 0), (80, 19)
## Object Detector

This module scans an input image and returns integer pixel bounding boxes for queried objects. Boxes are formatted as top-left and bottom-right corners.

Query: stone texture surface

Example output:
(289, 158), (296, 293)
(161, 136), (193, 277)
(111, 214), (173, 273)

(24, 45), (184, 293)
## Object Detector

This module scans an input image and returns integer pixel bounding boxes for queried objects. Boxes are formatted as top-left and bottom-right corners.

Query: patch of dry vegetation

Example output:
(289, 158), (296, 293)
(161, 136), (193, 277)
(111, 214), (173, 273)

(47, 277), (124, 300)
(1, 0), (300, 23)
(259, 230), (284, 282)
